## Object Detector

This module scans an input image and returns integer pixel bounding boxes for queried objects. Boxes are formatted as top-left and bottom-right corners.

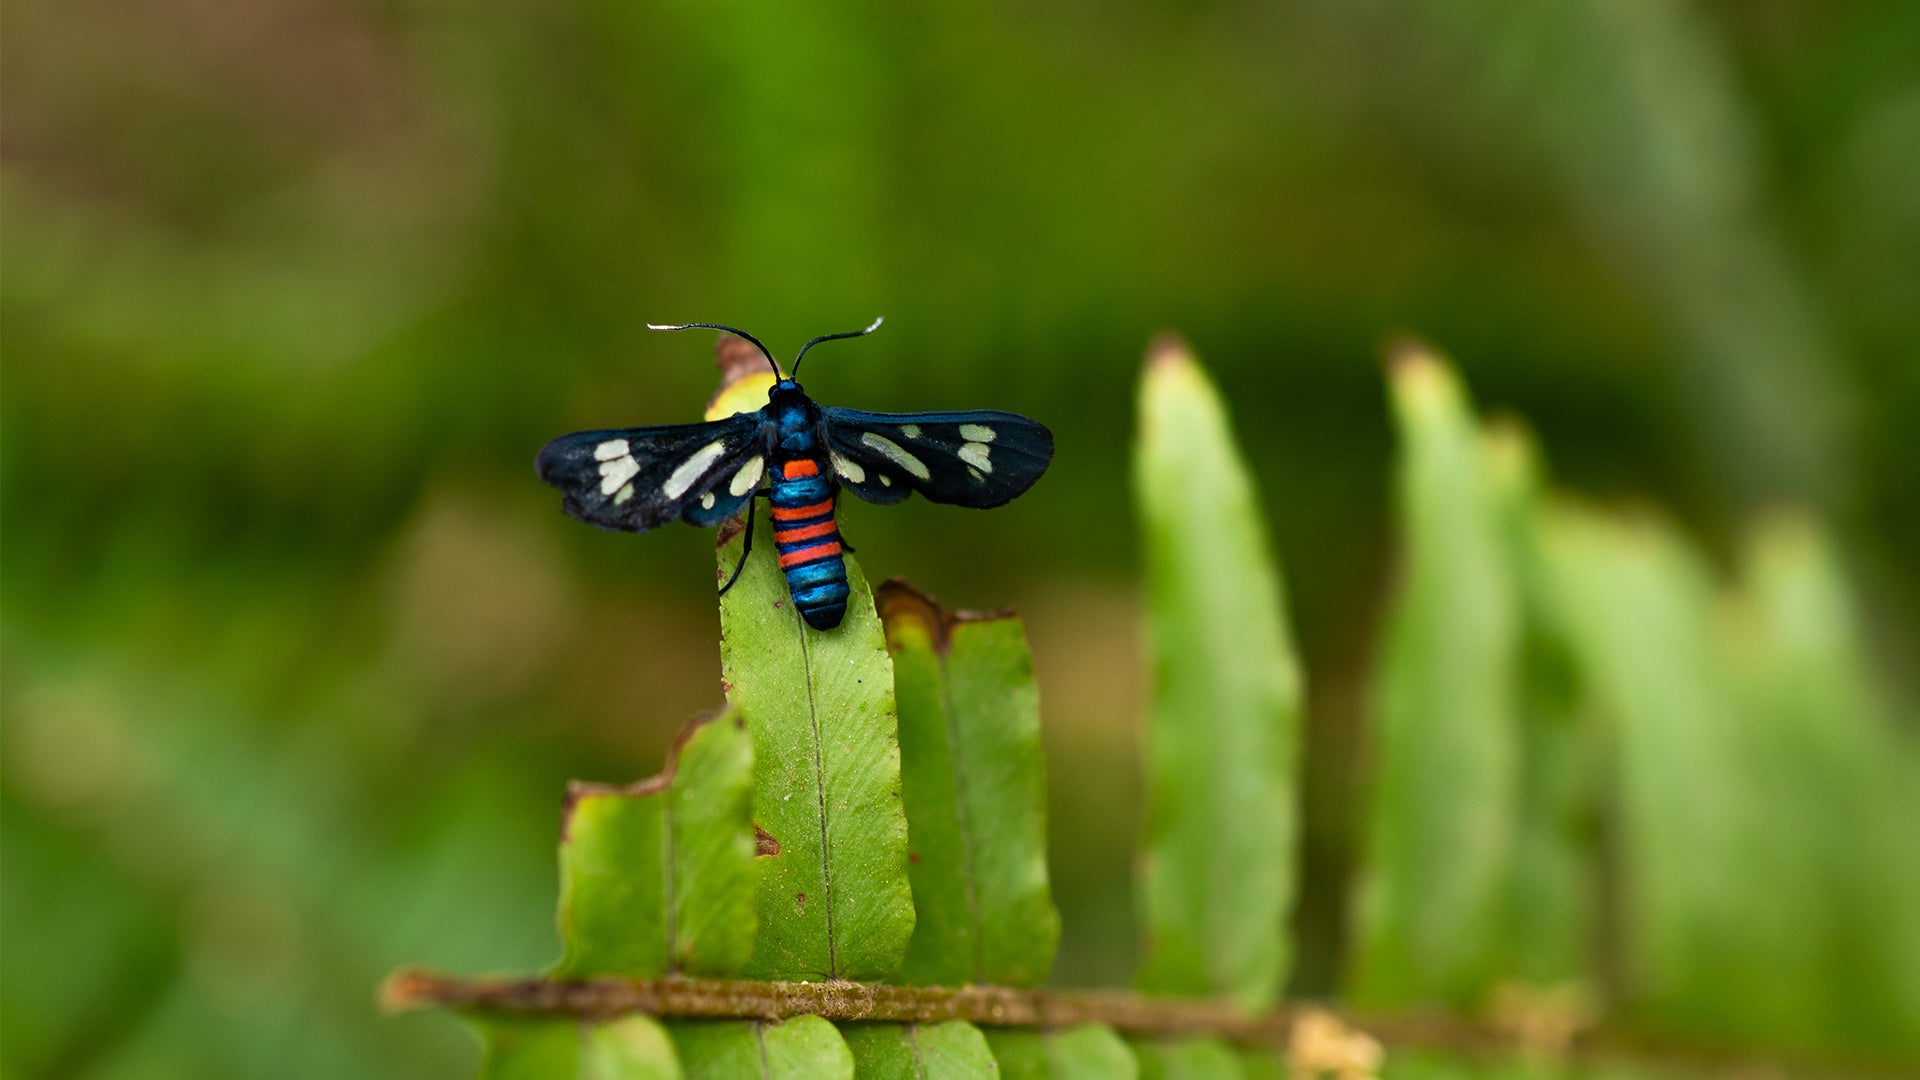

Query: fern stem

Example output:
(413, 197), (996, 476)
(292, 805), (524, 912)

(385, 969), (1367, 1040)
(383, 970), (1913, 1078)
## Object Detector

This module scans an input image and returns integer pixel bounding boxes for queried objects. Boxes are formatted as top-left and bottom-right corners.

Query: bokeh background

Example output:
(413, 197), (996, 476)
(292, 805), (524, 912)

(4, 1), (1917, 1076)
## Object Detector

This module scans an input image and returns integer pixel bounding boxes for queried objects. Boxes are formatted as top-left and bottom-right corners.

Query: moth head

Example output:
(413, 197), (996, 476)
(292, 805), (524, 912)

(768, 377), (810, 406)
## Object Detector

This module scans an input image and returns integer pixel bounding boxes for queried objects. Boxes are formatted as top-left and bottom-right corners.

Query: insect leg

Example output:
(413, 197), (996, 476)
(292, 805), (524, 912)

(718, 495), (757, 596)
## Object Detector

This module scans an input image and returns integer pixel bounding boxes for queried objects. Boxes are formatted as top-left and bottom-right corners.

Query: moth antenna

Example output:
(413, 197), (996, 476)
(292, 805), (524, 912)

(648, 322), (782, 377)
(791, 316), (884, 377)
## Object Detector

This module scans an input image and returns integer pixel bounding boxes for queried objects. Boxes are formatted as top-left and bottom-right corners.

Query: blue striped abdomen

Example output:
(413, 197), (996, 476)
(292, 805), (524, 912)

(769, 456), (849, 630)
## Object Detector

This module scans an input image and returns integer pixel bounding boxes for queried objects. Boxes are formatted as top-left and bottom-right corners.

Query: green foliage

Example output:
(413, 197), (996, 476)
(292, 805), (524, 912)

(553, 709), (755, 978)
(1535, 502), (1920, 1053)
(1351, 346), (1920, 1059)
(1131, 338), (1303, 1010)
(478, 1017), (682, 1080)
(879, 580), (1060, 988)
(985, 1025), (1139, 1080)
(671, 1017), (853, 1079)
(716, 516), (915, 981)
(839, 1021), (998, 1078)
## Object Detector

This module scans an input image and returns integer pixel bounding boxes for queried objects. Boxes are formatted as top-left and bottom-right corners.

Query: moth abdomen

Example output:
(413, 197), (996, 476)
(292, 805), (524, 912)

(769, 456), (850, 630)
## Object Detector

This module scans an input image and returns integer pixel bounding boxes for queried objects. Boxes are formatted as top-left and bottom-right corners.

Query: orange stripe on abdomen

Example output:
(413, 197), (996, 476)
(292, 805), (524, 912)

(770, 499), (834, 522)
(778, 541), (843, 569)
(774, 519), (839, 544)
(781, 458), (821, 478)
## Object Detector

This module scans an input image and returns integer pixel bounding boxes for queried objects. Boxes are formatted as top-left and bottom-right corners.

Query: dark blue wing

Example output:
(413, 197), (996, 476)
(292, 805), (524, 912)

(536, 412), (770, 532)
(821, 407), (1053, 509)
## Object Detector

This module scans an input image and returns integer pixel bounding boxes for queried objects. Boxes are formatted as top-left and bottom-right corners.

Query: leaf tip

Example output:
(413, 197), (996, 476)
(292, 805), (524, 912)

(1481, 413), (1542, 492)
(1144, 331), (1195, 373)
(1383, 336), (1464, 420)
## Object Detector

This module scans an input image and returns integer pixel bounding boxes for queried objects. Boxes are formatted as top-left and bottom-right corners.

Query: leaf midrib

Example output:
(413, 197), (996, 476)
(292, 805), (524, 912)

(798, 618), (839, 978)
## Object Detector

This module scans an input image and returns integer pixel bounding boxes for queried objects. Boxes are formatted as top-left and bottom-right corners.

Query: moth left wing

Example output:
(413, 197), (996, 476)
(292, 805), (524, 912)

(821, 407), (1054, 509)
(536, 412), (770, 532)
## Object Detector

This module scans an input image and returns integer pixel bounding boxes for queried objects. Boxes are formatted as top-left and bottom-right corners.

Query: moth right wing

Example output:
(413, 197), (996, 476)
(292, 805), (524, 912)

(536, 412), (771, 532)
(821, 407), (1054, 509)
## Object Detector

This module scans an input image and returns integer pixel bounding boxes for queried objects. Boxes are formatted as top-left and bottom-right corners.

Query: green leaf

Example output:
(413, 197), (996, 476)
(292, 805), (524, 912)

(477, 1017), (683, 1079)
(1131, 336), (1302, 1010)
(718, 515), (915, 981)
(1485, 422), (1598, 990)
(985, 1025), (1138, 1080)
(877, 580), (1059, 988)
(1131, 1038), (1248, 1080)
(553, 709), (755, 978)
(840, 1020), (998, 1078)
(671, 1016), (854, 1079)
(1351, 346), (1520, 1007)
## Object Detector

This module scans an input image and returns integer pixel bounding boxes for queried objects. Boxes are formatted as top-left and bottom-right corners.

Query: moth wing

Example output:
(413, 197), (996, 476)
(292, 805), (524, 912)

(536, 413), (770, 531)
(821, 407), (1053, 509)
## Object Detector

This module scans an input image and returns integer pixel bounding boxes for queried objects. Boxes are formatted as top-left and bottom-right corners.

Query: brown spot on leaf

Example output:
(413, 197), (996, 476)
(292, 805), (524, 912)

(717, 516), (746, 550)
(908, 852), (920, 864)
(755, 826), (781, 857)
(874, 578), (1017, 657)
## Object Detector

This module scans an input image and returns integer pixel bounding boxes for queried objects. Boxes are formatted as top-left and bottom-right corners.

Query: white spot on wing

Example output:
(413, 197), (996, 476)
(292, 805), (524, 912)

(614, 482), (635, 504)
(879, 474), (892, 487)
(599, 455), (641, 495)
(900, 424), (922, 438)
(594, 439), (631, 461)
(729, 456), (765, 497)
(860, 432), (931, 480)
(663, 440), (727, 500)
(959, 442), (993, 473)
(831, 451), (866, 484)
(958, 424), (996, 443)
(701, 492), (715, 510)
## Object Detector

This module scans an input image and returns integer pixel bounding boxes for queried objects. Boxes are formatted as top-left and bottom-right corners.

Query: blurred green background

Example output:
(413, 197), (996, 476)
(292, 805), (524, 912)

(3, 0), (1916, 1076)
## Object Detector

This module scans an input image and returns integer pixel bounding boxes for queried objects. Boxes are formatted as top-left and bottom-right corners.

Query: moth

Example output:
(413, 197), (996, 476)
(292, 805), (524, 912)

(536, 319), (1054, 630)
